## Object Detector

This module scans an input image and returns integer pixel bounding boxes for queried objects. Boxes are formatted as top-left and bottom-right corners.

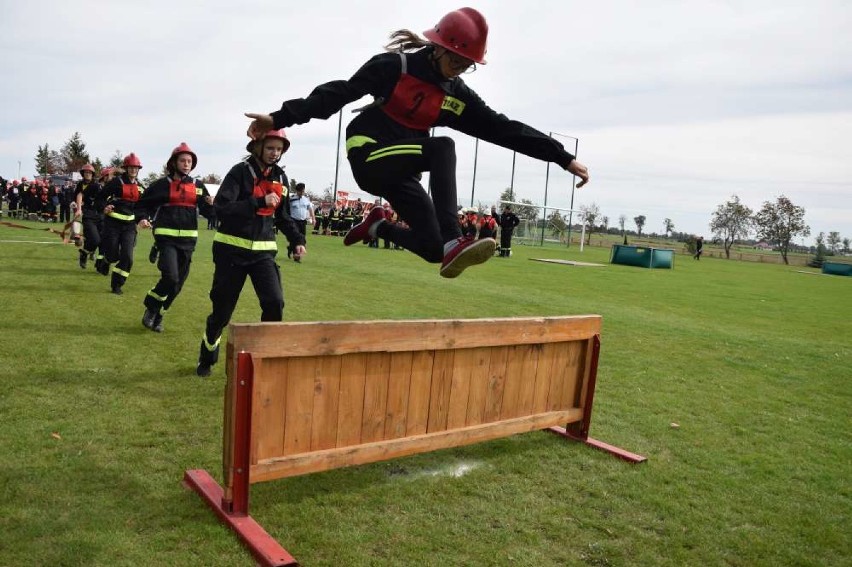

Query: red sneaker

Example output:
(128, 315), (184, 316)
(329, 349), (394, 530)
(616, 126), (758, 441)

(440, 237), (496, 278)
(343, 207), (387, 246)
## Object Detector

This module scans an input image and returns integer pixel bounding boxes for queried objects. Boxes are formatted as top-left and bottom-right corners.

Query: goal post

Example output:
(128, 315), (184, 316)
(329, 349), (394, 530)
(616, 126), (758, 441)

(499, 200), (583, 247)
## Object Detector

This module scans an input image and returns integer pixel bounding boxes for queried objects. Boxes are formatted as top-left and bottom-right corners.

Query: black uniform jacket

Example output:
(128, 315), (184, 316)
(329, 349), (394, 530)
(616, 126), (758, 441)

(75, 180), (103, 219)
(136, 174), (213, 250)
(213, 158), (305, 261)
(270, 46), (575, 167)
(100, 175), (145, 222)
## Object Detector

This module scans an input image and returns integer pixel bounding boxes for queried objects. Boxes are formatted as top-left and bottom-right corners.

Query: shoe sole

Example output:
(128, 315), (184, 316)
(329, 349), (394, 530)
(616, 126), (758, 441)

(440, 238), (496, 278)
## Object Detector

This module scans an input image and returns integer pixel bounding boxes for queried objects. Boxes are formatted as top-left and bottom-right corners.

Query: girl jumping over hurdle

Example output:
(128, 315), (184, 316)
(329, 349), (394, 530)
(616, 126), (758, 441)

(245, 7), (588, 278)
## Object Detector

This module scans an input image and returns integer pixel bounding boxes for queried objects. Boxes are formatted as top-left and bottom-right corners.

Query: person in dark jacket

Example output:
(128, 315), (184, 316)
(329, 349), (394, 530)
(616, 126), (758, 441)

(97, 153), (145, 294)
(136, 142), (213, 333)
(73, 164), (102, 269)
(196, 129), (306, 377)
(245, 7), (589, 278)
(498, 204), (520, 257)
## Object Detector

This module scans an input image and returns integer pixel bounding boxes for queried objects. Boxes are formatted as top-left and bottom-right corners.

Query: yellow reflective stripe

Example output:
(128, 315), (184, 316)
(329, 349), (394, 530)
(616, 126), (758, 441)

(213, 232), (278, 251)
(202, 334), (220, 351)
(147, 289), (168, 302)
(441, 96), (466, 116)
(345, 135), (377, 152)
(154, 228), (198, 238)
(365, 148), (423, 162)
(107, 211), (135, 221)
(111, 266), (130, 277)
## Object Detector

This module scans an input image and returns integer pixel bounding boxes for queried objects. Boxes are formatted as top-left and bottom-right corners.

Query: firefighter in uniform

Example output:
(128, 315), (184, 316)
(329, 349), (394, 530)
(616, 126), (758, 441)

(97, 153), (145, 294)
(245, 7), (589, 278)
(73, 164), (102, 269)
(136, 143), (213, 333)
(196, 129), (306, 377)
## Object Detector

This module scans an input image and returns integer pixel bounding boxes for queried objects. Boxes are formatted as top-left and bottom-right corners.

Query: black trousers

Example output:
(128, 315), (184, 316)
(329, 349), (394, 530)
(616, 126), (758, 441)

(500, 229), (514, 251)
(101, 216), (137, 289)
(59, 203), (71, 223)
(144, 242), (194, 313)
(348, 136), (461, 263)
(288, 219), (307, 256)
(81, 214), (102, 254)
(203, 248), (284, 347)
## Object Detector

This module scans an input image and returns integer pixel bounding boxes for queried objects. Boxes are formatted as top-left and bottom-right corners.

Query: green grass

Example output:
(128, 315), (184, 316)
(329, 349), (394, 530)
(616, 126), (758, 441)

(0, 220), (850, 566)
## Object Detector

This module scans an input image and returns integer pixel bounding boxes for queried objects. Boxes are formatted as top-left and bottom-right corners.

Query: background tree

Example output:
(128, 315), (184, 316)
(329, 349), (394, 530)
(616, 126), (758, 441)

(618, 214), (627, 244)
(547, 210), (566, 238)
(809, 232), (826, 268)
(200, 173), (222, 185)
(709, 194), (753, 259)
(35, 144), (59, 177)
(579, 202), (600, 245)
(601, 215), (609, 235)
(321, 184), (334, 203)
(91, 157), (104, 175)
(60, 132), (91, 174)
(141, 171), (161, 186)
(633, 215), (646, 237)
(663, 218), (675, 238)
(826, 231), (841, 254)
(753, 195), (810, 265)
(843, 237), (851, 255)
(108, 150), (124, 168)
(499, 186), (515, 204)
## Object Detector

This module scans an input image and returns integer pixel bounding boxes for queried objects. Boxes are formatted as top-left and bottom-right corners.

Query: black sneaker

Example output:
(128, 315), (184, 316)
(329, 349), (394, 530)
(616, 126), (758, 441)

(152, 314), (164, 333)
(78, 251), (87, 269)
(111, 287), (123, 295)
(142, 309), (157, 330)
(196, 363), (211, 377)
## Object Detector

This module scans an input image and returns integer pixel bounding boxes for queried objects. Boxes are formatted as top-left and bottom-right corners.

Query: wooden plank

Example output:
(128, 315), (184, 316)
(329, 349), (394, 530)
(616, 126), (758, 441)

(513, 344), (542, 418)
(426, 349), (455, 433)
(281, 357), (316, 455)
(483, 346), (509, 423)
(555, 341), (584, 410)
(446, 348), (475, 429)
(360, 352), (391, 443)
(251, 358), (287, 462)
(574, 337), (594, 409)
(546, 342), (572, 411)
(531, 342), (558, 414)
(384, 352), (413, 440)
(464, 347), (492, 427)
(249, 408), (585, 482)
(336, 353), (367, 448)
(310, 356), (342, 451)
(405, 350), (434, 436)
(499, 345), (526, 420)
(228, 316), (602, 358)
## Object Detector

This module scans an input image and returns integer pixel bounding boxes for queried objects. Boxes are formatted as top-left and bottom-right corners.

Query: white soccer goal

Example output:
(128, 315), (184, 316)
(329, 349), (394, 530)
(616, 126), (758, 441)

(500, 200), (583, 247)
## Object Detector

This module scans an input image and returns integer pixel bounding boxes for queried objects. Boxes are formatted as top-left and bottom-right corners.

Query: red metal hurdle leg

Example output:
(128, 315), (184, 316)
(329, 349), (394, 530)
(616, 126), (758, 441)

(183, 352), (300, 567)
(547, 335), (647, 464)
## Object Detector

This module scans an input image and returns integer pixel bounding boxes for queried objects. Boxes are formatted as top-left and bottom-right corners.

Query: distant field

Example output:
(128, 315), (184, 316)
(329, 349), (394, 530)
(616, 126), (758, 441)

(0, 220), (849, 566)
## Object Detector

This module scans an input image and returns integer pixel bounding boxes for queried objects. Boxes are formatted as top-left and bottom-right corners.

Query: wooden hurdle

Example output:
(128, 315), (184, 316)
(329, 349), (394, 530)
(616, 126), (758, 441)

(184, 315), (645, 566)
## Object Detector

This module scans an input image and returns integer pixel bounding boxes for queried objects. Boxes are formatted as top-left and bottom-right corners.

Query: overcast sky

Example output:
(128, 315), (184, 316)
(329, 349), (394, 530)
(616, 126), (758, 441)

(1, 1), (849, 244)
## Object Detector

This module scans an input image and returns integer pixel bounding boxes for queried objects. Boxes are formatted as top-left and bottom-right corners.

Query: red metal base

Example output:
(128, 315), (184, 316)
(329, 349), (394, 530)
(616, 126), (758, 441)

(547, 426), (647, 464)
(183, 469), (299, 567)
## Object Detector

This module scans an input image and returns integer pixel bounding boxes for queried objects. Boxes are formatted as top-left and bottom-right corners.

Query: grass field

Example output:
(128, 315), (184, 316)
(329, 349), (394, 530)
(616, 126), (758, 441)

(0, 220), (849, 566)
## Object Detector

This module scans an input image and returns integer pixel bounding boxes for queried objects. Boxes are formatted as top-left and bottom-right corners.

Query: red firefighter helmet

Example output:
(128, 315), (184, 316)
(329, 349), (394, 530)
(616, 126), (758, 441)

(423, 7), (488, 65)
(246, 128), (291, 154)
(123, 153), (143, 169)
(168, 142), (198, 171)
(79, 164), (95, 175)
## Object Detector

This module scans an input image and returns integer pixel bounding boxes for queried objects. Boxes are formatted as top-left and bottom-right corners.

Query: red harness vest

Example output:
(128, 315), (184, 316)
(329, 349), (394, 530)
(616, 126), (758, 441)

(121, 182), (140, 202)
(248, 165), (285, 217)
(167, 178), (197, 207)
(381, 54), (445, 131)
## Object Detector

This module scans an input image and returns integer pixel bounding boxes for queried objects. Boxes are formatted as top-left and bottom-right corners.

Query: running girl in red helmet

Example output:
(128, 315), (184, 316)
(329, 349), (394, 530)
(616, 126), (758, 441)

(135, 143), (214, 333)
(196, 129), (306, 377)
(246, 7), (589, 278)
(97, 153), (145, 295)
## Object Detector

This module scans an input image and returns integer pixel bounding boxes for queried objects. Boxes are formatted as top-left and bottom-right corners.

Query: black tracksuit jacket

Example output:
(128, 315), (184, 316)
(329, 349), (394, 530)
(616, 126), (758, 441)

(269, 46), (576, 167)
